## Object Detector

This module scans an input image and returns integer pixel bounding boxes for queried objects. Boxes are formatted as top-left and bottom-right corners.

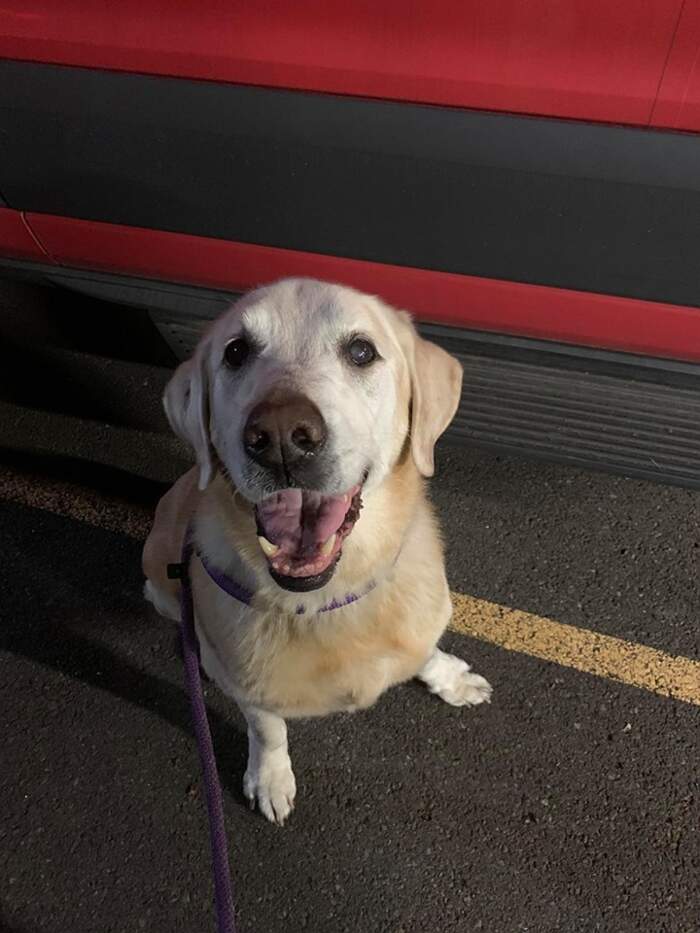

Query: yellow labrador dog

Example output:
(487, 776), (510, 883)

(143, 278), (491, 824)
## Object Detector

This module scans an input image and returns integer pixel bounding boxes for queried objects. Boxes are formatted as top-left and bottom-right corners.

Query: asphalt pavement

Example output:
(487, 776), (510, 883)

(1, 296), (699, 933)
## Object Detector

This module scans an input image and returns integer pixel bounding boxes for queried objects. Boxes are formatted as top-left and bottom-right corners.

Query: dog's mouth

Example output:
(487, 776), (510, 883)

(254, 484), (364, 591)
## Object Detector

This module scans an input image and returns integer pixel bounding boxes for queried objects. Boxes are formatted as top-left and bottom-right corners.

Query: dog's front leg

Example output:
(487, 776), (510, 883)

(241, 705), (296, 825)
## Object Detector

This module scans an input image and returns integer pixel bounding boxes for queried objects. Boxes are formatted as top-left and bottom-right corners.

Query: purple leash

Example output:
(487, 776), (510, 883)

(170, 536), (237, 933)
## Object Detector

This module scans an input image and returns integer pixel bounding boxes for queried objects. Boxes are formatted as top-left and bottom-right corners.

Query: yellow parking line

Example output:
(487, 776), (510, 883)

(2, 464), (699, 704)
(0, 464), (153, 539)
(451, 594), (700, 706)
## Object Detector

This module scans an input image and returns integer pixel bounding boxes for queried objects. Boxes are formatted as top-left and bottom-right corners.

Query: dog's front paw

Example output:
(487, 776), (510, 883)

(420, 649), (493, 708)
(243, 757), (297, 825)
(438, 665), (493, 707)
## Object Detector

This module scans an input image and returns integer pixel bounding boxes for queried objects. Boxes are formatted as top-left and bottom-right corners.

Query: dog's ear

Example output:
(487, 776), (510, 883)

(398, 316), (463, 477)
(163, 352), (214, 491)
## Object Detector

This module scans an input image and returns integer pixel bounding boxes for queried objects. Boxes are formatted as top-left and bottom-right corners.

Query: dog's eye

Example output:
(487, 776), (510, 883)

(224, 337), (251, 369)
(346, 337), (377, 367)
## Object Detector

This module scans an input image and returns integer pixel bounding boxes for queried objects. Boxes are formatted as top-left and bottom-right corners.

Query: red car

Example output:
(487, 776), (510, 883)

(2, 2), (700, 485)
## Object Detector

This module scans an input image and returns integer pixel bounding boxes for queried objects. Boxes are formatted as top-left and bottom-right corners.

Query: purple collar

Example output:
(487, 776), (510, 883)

(196, 548), (378, 615)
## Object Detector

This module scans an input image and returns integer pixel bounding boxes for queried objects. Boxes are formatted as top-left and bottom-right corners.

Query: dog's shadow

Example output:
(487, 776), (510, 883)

(0, 910), (47, 933)
(1, 498), (250, 808)
(6, 615), (250, 804)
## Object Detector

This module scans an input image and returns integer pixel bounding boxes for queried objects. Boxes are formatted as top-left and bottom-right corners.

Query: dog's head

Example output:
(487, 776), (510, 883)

(164, 279), (462, 591)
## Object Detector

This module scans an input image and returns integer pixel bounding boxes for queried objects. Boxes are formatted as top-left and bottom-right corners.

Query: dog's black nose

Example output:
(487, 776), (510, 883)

(243, 390), (327, 469)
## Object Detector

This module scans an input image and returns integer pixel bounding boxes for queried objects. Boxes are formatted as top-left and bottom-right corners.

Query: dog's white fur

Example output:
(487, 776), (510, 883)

(143, 279), (491, 823)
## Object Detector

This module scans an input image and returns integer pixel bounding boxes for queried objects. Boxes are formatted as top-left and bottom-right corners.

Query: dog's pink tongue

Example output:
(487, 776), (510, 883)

(301, 491), (349, 550)
(256, 489), (349, 554)
(256, 489), (303, 552)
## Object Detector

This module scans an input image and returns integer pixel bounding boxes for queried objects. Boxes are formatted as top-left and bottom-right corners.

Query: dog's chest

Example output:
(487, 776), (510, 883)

(203, 597), (430, 718)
